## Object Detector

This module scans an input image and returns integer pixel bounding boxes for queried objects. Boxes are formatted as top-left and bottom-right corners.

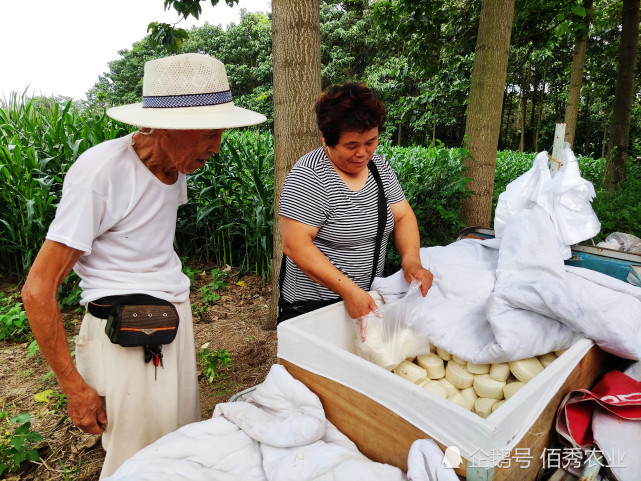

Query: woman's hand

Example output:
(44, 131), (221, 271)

(390, 200), (434, 297)
(401, 259), (433, 296)
(343, 286), (380, 320)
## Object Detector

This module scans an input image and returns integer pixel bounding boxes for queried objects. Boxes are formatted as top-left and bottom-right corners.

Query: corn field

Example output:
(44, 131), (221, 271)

(0, 94), (130, 277)
(0, 94), (274, 279)
(2, 96), (639, 281)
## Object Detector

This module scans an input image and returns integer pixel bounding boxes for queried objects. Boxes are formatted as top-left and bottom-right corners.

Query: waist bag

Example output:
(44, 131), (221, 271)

(104, 294), (179, 347)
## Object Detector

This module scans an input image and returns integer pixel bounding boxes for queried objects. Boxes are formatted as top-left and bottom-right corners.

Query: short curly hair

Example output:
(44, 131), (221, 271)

(314, 83), (386, 147)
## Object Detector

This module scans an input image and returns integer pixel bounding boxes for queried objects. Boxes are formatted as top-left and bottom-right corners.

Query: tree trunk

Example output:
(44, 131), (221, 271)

(564, 0), (593, 148)
(499, 87), (507, 149)
(529, 68), (538, 147)
(535, 71), (546, 152)
(432, 118), (436, 145)
(604, 0), (640, 191)
(462, 0), (516, 228)
(502, 91), (513, 147)
(268, 0), (322, 328)
(583, 86), (593, 155)
(518, 64), (529, 152)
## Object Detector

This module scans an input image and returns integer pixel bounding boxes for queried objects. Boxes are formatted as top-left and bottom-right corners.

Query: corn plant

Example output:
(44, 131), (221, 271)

(380, 141), (472, 246)
(0, 92), (129, 276)
(3, 91), (641, 283)
(176, 129), (274, 279)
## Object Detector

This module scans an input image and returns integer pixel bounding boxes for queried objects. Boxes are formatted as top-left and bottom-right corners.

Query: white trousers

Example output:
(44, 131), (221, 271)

(75, 299), (201, 479)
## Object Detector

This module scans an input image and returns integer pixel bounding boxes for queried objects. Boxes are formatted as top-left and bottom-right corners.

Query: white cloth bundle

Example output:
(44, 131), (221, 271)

(494, 147), (600, 260)
(372, 207), (641, 363)
(106, 364), (457, 481)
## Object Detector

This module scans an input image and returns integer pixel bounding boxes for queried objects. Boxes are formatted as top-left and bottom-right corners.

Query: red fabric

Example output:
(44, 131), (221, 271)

(556, 370), (641, 448)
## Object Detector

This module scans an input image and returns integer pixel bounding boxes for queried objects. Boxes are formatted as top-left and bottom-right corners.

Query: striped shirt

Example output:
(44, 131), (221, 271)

(278, 147), (405, 302)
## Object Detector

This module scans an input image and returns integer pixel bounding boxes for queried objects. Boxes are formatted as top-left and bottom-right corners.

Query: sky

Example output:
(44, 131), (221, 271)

(1, 0), (271, 101)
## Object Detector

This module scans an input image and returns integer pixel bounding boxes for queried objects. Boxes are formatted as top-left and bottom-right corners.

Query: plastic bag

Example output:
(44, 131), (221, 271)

(597, 232), (641, 254)
(354, 280), (431, 370)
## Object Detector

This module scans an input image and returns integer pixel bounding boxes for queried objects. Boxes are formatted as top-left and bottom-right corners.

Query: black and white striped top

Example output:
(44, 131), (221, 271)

(278, 147), (405, 302)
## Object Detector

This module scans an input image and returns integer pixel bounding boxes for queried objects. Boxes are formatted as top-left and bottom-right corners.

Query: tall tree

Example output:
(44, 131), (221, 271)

(269, 0), (322, 327)
(564, 0), (593, 147)
(604, 0), (640, 191)
(518, 63), (529, 152)
(462, 0), (516, 227)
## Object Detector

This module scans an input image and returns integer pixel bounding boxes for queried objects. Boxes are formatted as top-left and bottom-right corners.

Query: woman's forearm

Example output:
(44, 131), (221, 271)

(284, 239), (361, 299)
(391, 201), (434, 294)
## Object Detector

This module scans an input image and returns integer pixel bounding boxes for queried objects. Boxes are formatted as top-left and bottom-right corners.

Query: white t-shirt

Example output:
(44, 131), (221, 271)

(46, 133), (190, 305)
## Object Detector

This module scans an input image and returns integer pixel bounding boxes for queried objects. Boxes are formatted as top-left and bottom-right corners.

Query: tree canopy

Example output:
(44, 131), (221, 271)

(85, 0), (640, 163)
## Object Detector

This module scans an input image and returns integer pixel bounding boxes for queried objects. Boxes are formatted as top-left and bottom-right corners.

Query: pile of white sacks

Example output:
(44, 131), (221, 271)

(363, 147), (641, 369)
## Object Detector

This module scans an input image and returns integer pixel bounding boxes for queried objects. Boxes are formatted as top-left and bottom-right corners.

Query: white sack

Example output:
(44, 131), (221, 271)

(105, 365), (409, 481)
(548, 148), (600, 244)
(372, 206), (641, 363)
(493, 147), (600, 260)
(487, 205), (641, 360)
(494, 151), (550, 238)
(104, 417), (267, 481)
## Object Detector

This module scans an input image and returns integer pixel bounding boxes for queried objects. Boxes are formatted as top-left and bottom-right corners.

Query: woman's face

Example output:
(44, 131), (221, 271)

(325, 127), (379, 175)
(160, 129), (225, 174)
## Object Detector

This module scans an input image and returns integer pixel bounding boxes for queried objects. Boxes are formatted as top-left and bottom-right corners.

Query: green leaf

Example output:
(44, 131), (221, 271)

(555, 21), (570, 36)
(27, 340), (40, 357)
(26, 432), (43, 443)
(14, 423), (30, 436)
(571, 5), (586, 18)
(9, 413), (30, 424)
(26, 448), (41, 462)
(11, 435), (25, 449)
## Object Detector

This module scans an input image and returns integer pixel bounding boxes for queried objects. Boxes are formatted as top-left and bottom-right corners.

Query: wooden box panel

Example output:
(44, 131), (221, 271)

(280, 345), (614, 480)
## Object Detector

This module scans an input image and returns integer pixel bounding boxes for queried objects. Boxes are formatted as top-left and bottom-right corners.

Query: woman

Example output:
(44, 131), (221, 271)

(278, 83), (433, 323)
(21, 53), (266, 478)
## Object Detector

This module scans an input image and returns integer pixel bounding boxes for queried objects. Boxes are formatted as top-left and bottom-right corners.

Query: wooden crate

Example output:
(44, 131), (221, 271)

(279, 345), (614, 481)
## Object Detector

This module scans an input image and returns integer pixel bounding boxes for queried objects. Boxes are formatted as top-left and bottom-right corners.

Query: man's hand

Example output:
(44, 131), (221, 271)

(67, 382), (108, 434)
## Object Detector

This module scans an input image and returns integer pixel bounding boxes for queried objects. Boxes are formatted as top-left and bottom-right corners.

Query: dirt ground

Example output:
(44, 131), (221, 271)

(0, 263), (277, 480)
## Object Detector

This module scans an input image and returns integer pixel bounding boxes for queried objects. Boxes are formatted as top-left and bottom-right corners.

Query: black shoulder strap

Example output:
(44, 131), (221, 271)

(368, 160), (387, 288)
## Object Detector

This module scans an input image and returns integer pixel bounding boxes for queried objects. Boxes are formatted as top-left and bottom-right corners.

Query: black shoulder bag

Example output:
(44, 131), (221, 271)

(277, 161), (387, 324)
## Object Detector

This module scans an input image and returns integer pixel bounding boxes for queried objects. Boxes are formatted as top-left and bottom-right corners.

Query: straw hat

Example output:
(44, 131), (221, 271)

(106, 53), (267, 129)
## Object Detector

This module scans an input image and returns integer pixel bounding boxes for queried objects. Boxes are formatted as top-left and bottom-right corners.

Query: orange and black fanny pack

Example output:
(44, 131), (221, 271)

(88, 294), (179, 347)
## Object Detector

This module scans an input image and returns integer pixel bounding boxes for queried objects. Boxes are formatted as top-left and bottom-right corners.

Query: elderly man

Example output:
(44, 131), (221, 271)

(21, 53), (266, 478)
